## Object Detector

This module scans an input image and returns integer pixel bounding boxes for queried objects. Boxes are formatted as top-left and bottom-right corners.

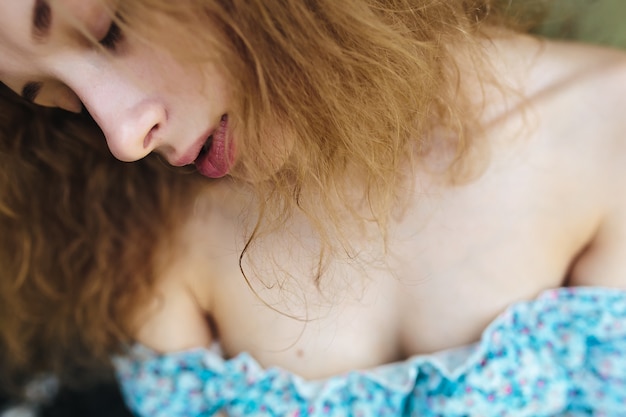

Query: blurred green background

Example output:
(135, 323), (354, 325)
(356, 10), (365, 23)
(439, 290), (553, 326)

(537, 0), (626, 47)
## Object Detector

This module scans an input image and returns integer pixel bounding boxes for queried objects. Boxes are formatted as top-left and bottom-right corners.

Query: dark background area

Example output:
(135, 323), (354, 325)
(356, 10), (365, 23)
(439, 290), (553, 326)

(40, 384), (132, 417)
(1, 382), (133, 417)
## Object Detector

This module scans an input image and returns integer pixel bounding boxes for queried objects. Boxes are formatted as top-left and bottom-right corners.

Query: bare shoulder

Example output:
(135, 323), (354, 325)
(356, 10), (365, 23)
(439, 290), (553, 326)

(463, 34), (626, 287)
(536, 38), (626, 117)
(134, 272), (213, 353)
(133, 181), (246, 353)
(528, 37), (626, 163)
(510, 37), (626, 287)
(133, 223), (216, 353)
(460, 34), (626, 158)
(484, 33), (626, 110)
(480, 34), (626, 164)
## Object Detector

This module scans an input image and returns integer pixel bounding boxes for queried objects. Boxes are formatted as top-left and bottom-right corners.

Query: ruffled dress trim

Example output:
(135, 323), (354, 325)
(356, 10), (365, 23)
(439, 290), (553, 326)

(114, 287), (626, 416)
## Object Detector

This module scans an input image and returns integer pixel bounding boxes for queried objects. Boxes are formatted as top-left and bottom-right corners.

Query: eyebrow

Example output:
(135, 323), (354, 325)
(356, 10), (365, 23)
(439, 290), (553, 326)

(21, 82), (43, 103)
(32, 0), (52, 41)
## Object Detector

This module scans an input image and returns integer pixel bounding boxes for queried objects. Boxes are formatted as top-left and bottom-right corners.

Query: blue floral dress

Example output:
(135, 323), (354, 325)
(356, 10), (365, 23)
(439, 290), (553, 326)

(114, 287), (626, 416)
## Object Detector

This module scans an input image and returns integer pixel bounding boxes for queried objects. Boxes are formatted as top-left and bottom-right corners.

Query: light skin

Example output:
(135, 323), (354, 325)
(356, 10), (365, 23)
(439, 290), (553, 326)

(3, 0), (626, 385)
(0, 0), (231, 167)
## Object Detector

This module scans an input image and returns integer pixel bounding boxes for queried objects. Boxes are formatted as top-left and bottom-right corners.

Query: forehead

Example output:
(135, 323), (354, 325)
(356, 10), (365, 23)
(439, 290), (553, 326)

(0, 0), (111, 78)
(0, 1), (32, 40)
(0, 0), (40, 75)
(0, 1), (32, 37)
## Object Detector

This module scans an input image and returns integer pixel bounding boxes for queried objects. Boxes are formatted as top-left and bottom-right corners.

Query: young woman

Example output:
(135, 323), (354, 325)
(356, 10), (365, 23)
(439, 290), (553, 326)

(1, 0), (626, 415)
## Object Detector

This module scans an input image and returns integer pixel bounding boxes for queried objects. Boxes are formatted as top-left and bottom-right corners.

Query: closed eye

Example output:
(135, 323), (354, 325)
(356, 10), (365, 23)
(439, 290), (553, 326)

(21, 81), (43, 103)
(99, 21), (123, 50)
(17, 81), (83, 113)
(32, 0), (52, 41)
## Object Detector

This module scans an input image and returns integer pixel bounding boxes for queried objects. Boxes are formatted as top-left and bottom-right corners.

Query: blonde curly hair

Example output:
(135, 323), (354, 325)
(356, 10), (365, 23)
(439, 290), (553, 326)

(0, 0), (532, 389)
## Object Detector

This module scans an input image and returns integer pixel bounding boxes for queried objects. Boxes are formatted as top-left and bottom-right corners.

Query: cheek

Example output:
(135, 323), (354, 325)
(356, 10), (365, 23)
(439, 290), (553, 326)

(123, 43), (198, 96)
(120, 37), (233, 128)
(199, 64), (232, 108)
(234, 123), (295, 181)
(57, 0), (112, 37)
(164, 60), (232, 116)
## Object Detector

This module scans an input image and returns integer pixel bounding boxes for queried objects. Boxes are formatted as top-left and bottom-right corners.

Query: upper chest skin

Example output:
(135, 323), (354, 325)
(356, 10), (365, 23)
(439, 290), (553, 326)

(189, 137), (599, 378)
(144, 36), (626, 379)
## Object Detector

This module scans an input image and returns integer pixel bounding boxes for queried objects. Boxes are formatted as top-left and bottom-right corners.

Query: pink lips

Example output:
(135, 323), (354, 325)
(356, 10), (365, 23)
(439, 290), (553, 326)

(194, 115), (235, 178)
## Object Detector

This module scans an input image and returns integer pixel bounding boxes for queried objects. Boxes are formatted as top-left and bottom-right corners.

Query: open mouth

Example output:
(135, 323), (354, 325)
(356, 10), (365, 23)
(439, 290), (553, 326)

(197, 134), (214, 160)
(194, 114), (234, 178)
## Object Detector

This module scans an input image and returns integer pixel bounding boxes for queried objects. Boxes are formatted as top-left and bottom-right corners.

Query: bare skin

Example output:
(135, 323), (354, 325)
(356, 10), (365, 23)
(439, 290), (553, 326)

(137, 34), (626, 380)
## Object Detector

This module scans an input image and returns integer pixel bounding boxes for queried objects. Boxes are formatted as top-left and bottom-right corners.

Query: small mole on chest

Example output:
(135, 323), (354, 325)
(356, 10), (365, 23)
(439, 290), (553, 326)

(296, 349), (304, 358)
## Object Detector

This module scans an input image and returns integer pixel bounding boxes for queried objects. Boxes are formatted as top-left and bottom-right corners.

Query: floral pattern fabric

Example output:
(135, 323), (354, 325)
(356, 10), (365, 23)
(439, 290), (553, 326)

(114, 287), (626, 416)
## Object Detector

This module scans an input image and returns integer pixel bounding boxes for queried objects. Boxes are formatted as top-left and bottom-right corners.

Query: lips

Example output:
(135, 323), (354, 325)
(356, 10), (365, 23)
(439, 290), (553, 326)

(194, 115), (235, 178)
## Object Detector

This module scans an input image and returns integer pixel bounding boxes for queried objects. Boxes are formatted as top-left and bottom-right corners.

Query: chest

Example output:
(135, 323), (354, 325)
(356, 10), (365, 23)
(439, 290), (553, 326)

(194, 156), (598, 379)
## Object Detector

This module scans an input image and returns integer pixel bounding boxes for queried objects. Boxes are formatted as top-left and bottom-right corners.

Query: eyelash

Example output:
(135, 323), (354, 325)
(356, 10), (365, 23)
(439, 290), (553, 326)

(99, 21), (124, 50)
(22, 82), (43, 104)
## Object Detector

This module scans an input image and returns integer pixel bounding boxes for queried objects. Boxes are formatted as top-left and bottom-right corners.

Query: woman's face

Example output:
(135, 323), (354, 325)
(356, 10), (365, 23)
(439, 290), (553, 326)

(0, 0), (235, 178)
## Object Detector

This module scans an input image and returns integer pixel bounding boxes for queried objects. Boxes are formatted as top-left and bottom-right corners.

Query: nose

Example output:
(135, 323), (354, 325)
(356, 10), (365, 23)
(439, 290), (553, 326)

(58, 59), (168, 162)
(92, 99), (168, 162)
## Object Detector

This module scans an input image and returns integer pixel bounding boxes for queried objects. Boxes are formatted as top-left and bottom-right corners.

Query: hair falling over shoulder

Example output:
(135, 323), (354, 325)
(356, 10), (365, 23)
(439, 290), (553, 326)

(0, 0), (535, 390)
(0, 84), (200, 390)
(122, 0), (534, 240)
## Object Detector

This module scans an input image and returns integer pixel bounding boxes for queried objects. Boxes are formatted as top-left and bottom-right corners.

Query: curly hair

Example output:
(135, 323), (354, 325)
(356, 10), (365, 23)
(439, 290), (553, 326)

(0, 0), (536, 390)
(0, 83), (202, 389)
